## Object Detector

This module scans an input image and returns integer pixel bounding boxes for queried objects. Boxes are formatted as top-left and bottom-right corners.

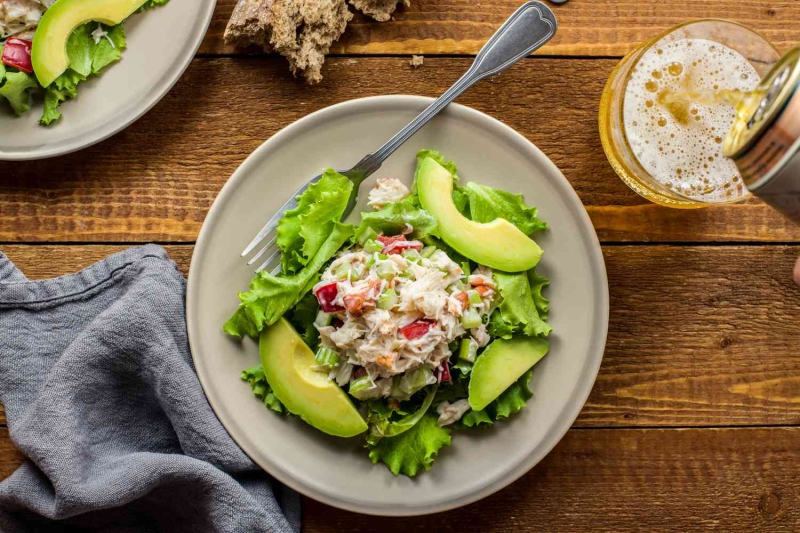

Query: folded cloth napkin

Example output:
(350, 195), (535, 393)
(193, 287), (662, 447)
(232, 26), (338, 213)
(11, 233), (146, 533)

(0, 245), (300, 533)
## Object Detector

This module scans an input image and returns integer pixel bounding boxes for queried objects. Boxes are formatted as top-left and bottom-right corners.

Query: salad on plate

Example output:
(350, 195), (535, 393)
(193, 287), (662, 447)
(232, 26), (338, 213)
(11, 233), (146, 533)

(225, 150), (553, 477)
(0, 0), (167, 125)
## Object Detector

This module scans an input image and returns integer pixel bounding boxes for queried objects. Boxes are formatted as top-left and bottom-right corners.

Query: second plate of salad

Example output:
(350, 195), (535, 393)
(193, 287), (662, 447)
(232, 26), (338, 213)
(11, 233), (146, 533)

(187, 95), (609, 515)
(0, 0), (215, 160)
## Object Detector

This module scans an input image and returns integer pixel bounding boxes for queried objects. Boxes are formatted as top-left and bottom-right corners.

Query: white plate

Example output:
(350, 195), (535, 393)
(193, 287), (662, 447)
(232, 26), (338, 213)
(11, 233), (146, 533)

(0, 0), (215, 160)
(187, 95), (609, 516)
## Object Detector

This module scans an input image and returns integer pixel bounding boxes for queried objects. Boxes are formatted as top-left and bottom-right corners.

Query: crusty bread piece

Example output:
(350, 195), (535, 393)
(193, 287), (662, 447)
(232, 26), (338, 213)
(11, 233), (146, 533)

(349, 0), (409, 22)
(225, 0), (352, 84)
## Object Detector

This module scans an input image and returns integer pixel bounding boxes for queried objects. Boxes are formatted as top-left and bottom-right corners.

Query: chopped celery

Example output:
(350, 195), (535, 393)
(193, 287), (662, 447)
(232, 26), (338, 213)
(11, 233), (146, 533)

(315, 347), (341, 368)
(357, 227), (378, 245)
(421, 246), (437, 259)
(461, 309), (481, 329)
(458, 338), (478, 363)
(349, 376), (373, 398)
(334, 263), (354, 279)
(391, 367), (435, 400)
(377, 289), (398, 310)
(402, 249), (421, 261)
(461, 261), (472, 276)
(314, 310), (332, 328)
(467, 290), (482, 305)
(364, 239), (383, 253)
(377, 262), (396, 280)
(378, 253), (388, 260)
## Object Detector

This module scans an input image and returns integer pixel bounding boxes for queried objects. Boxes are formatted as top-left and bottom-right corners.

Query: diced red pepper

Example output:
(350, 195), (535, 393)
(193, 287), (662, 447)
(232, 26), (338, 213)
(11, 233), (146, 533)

(437, 361), (452, 383)
(399, 319), (434, 340)
(377, 234), (407, 246)
(2, 38), (33, 74)
(331, 318), (344, 329)
(313, 282), (344, 313)
(384, 241), (424, 255)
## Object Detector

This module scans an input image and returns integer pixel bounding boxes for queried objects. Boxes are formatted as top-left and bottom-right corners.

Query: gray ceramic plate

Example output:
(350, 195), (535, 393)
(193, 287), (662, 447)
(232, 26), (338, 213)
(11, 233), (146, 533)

(187, 95), (609, 516)
(0, 0), (215, 160)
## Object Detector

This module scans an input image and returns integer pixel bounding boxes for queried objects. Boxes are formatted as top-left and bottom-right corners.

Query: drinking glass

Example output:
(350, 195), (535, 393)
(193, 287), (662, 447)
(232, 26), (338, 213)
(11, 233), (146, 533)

(599, 20), (782, 208)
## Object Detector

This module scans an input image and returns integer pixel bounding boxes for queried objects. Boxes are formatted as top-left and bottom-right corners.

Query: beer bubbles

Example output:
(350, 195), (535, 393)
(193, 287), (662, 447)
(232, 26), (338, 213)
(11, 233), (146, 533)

(622, 38), (760, 202)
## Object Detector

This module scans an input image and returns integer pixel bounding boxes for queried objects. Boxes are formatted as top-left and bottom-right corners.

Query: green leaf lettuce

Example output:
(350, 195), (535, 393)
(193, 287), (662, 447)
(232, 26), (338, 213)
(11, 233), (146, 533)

(355, 194), (438, 241)
(277, 169), (353, 275)
(367, 412), (451, 477)
(241, 365), (285, 413)
(0, 71), (38, 116)
(462, 181), (547, 235)
(40, 23), (127, 125)
(224, 222), (354, 339)
(488, 271), (552, 339)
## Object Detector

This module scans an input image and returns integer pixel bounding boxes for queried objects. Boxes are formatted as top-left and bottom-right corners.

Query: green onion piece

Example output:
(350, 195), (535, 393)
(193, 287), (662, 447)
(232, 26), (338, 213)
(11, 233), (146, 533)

(421, 246), (437, 259)
(467, 290), (482, 305)
(363, 239), (383, 253)
(357, 227), (378, 245)
(315, 347), (340, 368)
(377, 289), (398, 310)
(314, 310), (332, 328)
(461, 261), (472, 276)
(378, 253), (388, 260)
(459, 337), (478, 363)
(349, 376), (373, 397)
(461, 309), (481, 329)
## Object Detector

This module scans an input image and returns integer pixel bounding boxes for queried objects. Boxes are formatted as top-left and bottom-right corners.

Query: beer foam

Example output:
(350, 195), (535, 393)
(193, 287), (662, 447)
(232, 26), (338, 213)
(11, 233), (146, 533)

(623, 38), (760, 202)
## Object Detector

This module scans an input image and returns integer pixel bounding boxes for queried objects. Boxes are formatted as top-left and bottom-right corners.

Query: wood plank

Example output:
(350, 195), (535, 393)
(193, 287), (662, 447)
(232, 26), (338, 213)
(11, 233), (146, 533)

(2, 244), (799, 428)
(1, 57), (798, 243)
(302, 428), (800, 532)
(3, 427), (797, 531)
(200, 0), (800, 57)
(0, 428), (25, 481)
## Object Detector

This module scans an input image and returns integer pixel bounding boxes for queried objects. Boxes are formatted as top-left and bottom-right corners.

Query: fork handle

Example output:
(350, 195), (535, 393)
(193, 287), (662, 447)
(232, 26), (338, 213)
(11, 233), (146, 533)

(353, 1), (557, 176)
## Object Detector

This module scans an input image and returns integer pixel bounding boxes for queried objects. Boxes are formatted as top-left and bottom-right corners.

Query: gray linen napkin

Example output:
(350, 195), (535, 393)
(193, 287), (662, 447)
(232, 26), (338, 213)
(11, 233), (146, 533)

(0, 245), (300, 533)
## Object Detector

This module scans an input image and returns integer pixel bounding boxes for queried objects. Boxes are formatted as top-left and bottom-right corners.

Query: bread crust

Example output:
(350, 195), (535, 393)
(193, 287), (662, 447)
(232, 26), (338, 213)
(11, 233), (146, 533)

(225, 0), (353, 84)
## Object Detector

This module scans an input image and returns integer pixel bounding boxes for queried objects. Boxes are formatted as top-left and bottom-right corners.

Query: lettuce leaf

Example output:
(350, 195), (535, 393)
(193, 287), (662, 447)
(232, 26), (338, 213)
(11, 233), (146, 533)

(367, 386), (437, 444)
(241, 365), (285, 413)
(355, 194), (438, 241)
(459, 370), (534, 428)
(0, 71), (38, 115)
(39, 23), (127, 125)
(528, 268), (550, 320)
(488, 271), (552, 339)
(493, 369), (534, 419)
(138, 0), (169, 11)
(462, 182), (547, 235)
(224, 222), (354, 339)
(460, 408), (493, 428)
(367, 412), (451, 477)
(290, 292), (320, 349)
(277, 169), (353, 275)
(415, 149), (459, 180)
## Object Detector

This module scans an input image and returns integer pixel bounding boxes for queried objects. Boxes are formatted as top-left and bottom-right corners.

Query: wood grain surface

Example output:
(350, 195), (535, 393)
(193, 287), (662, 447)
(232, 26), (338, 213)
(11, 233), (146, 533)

(2, 57), (800, 244)
(2, 243), (799, 428)
(199, 0), (800, 57)
(0, 425), (798, 531)
(3, 1), (800, 529)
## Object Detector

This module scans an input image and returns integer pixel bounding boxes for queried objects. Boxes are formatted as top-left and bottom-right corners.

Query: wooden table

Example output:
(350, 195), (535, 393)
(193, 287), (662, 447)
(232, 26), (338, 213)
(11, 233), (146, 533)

(2, 1), (800, 530)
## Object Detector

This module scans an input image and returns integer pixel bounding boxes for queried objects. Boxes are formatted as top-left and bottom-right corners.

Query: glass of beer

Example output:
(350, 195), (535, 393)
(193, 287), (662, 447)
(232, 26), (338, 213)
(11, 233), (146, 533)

(599, 20), (782, 207)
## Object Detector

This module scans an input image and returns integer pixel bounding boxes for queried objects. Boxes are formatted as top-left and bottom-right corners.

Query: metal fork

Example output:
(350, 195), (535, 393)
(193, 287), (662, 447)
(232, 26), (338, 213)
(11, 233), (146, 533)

(241, 1), (558, 273)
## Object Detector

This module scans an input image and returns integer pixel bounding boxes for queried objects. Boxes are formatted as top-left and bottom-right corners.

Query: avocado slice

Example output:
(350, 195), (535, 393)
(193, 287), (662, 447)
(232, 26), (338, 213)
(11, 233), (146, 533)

(31, 0), (148, 87)
(468, 336), (549, 411)
(416, 157), (543, 273)
(260, 318), (367, 438)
